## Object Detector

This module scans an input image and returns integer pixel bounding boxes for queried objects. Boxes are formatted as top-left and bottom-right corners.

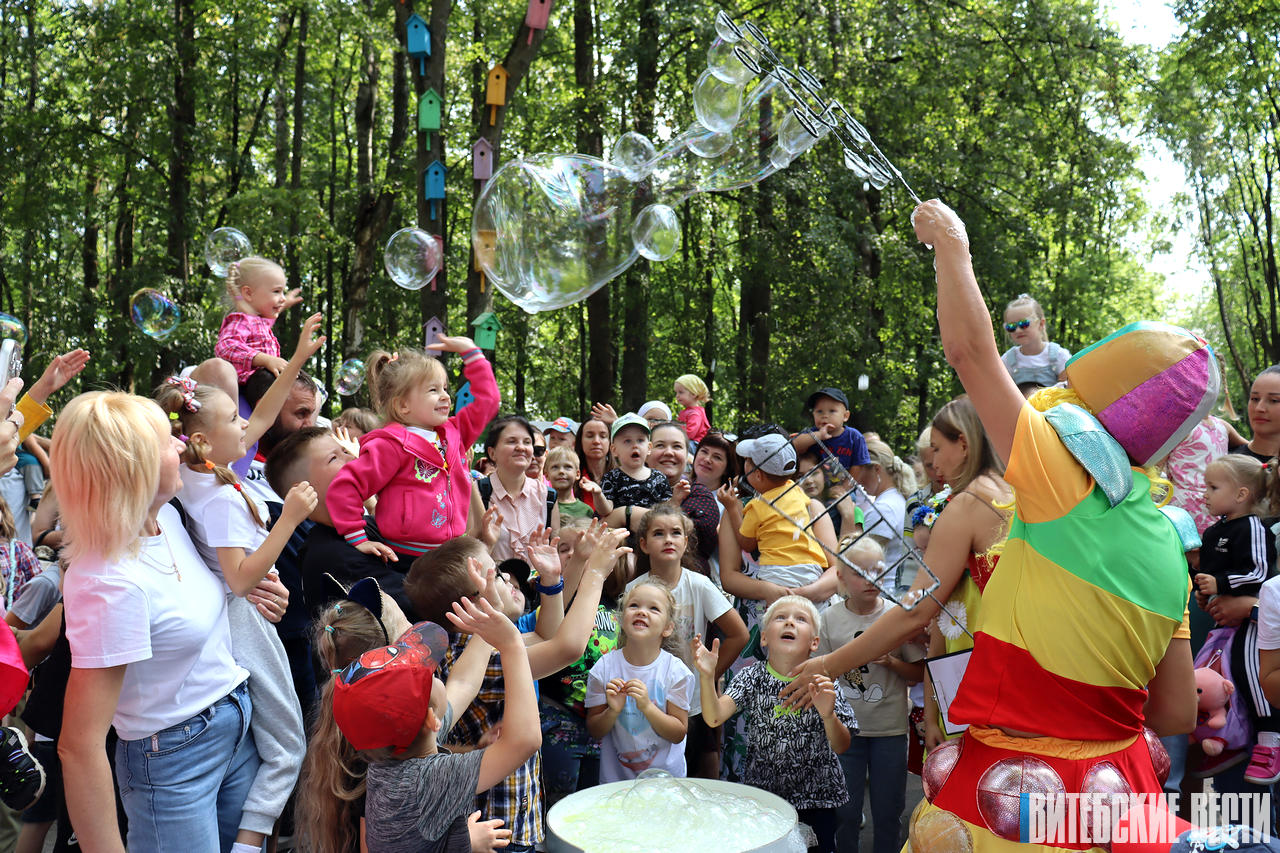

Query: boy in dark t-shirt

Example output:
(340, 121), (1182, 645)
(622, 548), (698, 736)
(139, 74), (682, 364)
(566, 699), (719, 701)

(792, 387), (870, 472)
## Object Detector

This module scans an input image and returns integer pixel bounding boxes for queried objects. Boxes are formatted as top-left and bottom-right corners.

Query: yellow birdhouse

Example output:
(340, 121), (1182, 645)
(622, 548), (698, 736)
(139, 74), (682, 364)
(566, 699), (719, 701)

(486, 65), (508, 125)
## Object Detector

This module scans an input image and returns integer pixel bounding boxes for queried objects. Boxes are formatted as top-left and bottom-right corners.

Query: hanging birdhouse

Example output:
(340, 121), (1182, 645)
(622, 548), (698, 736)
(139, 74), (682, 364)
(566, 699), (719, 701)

(471, 311), (503, 351)
(423, 315), (446, 354)
(525, 0), (552, 43)
(472, 138), (494, 181)
(454, 381), (475, 413)
(417, 88), (442, 143)
(406, 14), (431, 77)
(424, 160), (446, 221)
(474, 228), (497, 293)
(486, 65), (508, 125)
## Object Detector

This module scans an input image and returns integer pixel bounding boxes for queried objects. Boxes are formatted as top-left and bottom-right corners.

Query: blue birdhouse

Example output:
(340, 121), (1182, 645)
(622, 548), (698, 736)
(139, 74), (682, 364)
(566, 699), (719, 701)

(406, 14), (431, 76)
(454, 381), (475, 413)
(424, 160), (446, 220)
(471, 311), (503, 351)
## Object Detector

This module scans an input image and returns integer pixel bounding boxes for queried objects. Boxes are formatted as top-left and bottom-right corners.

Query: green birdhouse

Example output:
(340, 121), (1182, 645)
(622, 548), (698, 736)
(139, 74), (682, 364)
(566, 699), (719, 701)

(418, 88), (442, 133)
(471, 311), (502, 350)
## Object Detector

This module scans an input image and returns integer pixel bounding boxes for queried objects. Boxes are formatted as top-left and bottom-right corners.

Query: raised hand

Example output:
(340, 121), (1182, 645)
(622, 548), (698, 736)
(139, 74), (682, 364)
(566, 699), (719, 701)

(282, 287), (303, 311)
(333, 425), (360, 457)
(427, 335), (480, 355)
(910, 199), (969, 252)
(522, 525), (562, 585)
(479, 505), (505, 550)
(590, 402), (617, 426)
(291, 313), (326, 363)
(690, 634), (720, 680)
(672, 477), (691, 506)
(30, 348), (90, 404)
(809, 674), (837, 718)
(624, 679), (652, 711)
(446, 596), (520, 651)
(281, 481), (318, 527)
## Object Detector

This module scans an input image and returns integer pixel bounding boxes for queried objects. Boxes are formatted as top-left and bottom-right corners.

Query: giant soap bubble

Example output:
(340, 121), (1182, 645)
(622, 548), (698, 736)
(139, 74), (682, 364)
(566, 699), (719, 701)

(205, 228), (252, 277)
(130, 288), (181, 341)
(473, 10), (919, 313)
(384, 228), (442, 291)
(0, 314), (27, 347)
(335, 359), (365, 397)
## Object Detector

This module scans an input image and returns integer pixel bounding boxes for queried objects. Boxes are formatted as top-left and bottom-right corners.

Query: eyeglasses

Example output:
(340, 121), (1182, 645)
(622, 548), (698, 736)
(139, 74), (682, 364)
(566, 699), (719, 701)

(1004, 319), (1033, 332)
(532, 445), (546, 457)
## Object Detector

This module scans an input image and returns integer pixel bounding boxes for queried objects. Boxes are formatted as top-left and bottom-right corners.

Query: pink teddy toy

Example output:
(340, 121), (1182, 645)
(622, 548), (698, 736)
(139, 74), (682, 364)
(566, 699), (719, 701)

(1191, 666), (1235, 756)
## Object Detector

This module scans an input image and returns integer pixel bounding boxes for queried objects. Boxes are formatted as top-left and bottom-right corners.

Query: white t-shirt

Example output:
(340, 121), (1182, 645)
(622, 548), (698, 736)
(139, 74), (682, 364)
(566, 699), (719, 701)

(178, 467), (271, 584)
(625, 570), (730, 715)
(586, 648), (693, 782)
(241, 458), (283, 509)
(817, 597), (923, 736)
(861, 488), (907, 570)
(63, 504), (248, 741)
(1257, 576), (1280, 650)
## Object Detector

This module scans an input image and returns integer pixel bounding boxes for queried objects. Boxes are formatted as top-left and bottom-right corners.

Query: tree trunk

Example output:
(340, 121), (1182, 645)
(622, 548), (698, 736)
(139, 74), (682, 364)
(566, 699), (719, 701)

(618, 0), (659, 412)
(737, 94), (774, 421)
(280, 5), (308, 356)
(343, 0), (411, 360)
(415, 0), (451, 337)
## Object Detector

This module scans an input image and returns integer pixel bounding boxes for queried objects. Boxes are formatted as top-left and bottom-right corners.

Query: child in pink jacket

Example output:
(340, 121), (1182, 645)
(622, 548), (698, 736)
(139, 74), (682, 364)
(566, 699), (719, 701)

(325, 337), (498, 561)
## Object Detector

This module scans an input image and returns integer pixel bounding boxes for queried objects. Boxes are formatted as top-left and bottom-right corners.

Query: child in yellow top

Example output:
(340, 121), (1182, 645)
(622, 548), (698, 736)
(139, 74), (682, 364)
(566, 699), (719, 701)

(722, 434), (830, 621)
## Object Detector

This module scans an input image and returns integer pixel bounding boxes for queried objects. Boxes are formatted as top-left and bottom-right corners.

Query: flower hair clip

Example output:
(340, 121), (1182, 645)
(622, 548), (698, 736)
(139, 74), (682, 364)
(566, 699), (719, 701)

(164, 376), (201, 413)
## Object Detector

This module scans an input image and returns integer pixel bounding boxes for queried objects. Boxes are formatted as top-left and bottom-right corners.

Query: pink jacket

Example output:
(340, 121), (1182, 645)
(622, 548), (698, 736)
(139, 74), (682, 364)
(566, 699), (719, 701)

(678, 405), (710, 442)
(325, 350), (499, 554)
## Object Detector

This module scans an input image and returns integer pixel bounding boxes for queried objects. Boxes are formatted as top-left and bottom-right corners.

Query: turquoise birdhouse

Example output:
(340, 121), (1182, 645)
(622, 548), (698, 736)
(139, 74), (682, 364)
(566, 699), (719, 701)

(471, 311), (502, 351)
(454, 381), (475, 413)
(424, 160), (446, 220)
(406, 14), (430, 76)
(418, 88), (442, 144)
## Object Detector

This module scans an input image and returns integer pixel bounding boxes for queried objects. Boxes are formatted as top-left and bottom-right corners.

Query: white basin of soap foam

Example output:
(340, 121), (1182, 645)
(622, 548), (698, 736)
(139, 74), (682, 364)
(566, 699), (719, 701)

(546, 774), (803, 853)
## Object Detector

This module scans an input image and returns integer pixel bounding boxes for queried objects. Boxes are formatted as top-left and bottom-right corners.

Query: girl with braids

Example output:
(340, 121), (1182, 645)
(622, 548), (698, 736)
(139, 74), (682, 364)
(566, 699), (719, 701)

(155, 313), (324, 853)
(215, 256), (303, 384)
(325, 335), (499, 562)
(296, 577), (509, 853)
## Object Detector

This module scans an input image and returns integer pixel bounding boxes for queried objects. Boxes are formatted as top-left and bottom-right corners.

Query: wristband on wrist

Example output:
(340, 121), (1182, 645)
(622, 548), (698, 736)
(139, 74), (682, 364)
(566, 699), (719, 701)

(535, 577), (565, 595)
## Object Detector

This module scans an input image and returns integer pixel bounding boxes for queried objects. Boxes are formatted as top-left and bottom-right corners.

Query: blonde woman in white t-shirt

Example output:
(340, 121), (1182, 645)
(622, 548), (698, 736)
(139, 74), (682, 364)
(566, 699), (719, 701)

(55, 393), (279, 853)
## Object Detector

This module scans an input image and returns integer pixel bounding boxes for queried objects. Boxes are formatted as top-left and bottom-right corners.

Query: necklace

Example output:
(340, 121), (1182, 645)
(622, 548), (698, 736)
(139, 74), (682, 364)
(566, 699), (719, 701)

(138, 527), (182, 582)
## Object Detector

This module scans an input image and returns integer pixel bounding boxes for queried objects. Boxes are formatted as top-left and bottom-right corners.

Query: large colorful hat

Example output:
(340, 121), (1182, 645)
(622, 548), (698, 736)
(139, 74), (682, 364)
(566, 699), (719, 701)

(1064, 322), (1219, 468)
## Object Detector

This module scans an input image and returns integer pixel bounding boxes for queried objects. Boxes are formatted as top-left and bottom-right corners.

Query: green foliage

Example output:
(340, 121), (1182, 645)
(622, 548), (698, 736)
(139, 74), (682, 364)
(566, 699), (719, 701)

(0, 0), (1173, 451)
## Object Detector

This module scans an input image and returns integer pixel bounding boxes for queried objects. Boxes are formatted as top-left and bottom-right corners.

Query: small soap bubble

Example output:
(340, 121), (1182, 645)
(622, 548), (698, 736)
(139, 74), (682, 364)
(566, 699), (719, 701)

(335, 359), (366, 397)
(609, 131), (657, 181)
(707, 38), (754, 85)
(693, 69), (744, 134)
(204, 228), (252, 278)
(383, 228), (441, 291)
(0, 314), (27, 347)
(714, 10), (741, 42)
(129, 289), (181, 341)
(632, 204), (680, 262)
(857, 374), (869, 391)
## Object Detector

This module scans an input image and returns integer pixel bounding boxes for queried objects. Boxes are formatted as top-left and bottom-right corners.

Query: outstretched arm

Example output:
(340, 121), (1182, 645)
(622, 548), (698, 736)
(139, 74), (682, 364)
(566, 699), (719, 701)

(913, 201), (1022, 462)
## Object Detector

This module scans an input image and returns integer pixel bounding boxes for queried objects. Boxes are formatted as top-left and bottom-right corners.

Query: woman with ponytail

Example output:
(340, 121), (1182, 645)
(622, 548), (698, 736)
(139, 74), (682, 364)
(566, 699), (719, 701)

(153, 313), (325, 852)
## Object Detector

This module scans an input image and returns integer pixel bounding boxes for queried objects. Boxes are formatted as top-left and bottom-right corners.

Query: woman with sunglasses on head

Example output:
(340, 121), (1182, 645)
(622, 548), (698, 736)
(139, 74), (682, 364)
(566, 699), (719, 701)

(478, 415), (561, 562)
(1000, 293), (1070, 387)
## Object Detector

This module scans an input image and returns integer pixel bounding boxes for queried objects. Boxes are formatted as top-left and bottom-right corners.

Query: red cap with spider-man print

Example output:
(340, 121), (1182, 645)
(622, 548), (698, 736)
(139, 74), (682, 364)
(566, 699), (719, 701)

(332, 621), (448, 754)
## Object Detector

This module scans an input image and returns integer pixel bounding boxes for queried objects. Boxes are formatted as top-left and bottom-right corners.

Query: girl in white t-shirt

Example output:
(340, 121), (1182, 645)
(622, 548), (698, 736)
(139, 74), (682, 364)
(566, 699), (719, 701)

(155, 315), (322, 853)
(586, 578), (693, 781)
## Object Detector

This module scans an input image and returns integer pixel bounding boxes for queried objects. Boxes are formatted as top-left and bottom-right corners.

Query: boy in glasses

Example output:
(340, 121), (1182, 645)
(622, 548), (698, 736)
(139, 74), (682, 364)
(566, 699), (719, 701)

(1000, 292), (1071, 386)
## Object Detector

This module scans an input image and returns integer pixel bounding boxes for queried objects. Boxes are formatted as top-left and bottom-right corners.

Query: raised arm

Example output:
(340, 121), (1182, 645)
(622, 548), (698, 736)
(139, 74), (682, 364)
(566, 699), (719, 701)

(244, 313), (324, 447)
(912, 201), (1022, 462)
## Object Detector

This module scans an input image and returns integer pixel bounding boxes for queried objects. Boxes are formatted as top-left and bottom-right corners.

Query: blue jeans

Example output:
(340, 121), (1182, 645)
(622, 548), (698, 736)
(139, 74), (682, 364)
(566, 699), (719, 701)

(837, 734), (908, 853)
(115, 681), (260, 853)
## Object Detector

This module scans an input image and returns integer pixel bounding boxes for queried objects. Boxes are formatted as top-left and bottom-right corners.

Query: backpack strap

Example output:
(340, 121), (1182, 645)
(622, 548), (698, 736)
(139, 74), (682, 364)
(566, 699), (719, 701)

(546, 487), (557, 527)
(478, 477), (493, 510)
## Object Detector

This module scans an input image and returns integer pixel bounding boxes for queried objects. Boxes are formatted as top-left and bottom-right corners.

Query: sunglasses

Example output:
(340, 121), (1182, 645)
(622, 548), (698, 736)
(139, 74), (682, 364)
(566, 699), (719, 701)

(1004, 318), (1033, 332)
(532, 445), (546, 457)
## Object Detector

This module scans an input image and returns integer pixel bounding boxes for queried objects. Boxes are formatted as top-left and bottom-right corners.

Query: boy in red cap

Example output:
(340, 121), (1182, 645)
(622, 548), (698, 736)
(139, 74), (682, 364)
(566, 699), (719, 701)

(333, 599), (540, 853)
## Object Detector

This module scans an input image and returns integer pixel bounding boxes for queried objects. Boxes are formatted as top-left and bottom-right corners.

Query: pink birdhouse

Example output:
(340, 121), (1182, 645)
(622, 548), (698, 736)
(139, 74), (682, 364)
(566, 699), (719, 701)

(525, 0), (552, 43)
(472, 138), (494, 181)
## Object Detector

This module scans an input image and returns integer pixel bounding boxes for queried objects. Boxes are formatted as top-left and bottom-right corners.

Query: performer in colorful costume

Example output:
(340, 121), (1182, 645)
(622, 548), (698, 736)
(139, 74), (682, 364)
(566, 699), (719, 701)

(787, 200), (1221, 852)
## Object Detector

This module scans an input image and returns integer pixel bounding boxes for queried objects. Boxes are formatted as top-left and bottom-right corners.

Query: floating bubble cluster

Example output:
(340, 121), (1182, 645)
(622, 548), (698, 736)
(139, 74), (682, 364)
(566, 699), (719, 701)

(552, 775), (800, 853)
(335, 359), (366, 397)
(474, 10), (918, 313)
(383, 228), (441, 291)
(130, 288), (182, 341)
(205, 228), (252, 278)
(0, 314), (27, 347)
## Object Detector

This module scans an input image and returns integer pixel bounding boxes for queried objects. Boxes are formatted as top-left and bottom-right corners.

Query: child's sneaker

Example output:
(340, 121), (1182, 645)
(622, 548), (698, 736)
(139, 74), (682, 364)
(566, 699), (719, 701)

(0, 727), (44, 810)
(1244, 742), (1280, 785)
